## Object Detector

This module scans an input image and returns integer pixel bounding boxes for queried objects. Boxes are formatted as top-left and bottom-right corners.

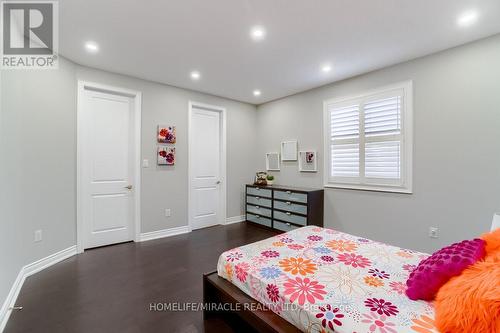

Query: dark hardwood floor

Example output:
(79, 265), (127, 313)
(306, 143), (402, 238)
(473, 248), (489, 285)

(5, 223), (277, 333)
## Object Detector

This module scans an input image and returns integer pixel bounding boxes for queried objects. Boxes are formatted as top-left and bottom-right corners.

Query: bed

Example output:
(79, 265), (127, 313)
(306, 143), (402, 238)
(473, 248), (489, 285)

(204, 226), (437, 333)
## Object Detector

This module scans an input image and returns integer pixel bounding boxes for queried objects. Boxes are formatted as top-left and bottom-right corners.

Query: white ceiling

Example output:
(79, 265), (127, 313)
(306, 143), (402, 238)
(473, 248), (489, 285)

(59, 0), (500, 104)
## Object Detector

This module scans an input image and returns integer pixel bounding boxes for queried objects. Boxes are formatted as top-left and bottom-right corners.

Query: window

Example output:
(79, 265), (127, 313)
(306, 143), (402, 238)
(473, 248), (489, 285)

(323, 81), (413, 193)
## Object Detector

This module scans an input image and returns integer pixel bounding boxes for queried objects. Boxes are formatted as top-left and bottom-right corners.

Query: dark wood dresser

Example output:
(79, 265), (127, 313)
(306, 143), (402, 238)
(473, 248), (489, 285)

(245, 184), (324, 232)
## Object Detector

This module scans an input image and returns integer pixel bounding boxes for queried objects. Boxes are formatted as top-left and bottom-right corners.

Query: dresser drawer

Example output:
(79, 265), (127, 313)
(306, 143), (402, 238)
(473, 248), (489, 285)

(247, 196), (272, 208)
(274, 210), (307, 226)
(274, 221), (299, 233)
(247, 213), (272, 228)
(274, 190), (307, 204)
(246, 204), (272, 218)
(274, 200), (307, 215)
(246, 187), (272, 198)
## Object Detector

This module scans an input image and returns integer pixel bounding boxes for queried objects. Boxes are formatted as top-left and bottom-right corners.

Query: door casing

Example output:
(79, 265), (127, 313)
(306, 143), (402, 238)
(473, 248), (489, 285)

(188, 101), (227, 231)
(77, 81), (142, 253)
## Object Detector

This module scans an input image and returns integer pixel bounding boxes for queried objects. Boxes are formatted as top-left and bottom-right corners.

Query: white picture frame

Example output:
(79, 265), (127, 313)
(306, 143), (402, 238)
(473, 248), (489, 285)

(299, 151), (317, 172)
(266, 153), (281, 171)
(281, 141), (298, 161)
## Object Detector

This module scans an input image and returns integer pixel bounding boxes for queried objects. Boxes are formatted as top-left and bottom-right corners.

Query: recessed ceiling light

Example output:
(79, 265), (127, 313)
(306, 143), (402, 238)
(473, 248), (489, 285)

(253, 90), (261, 97)
(84, 41), (99, 53)
(457, 10), (479, 27)
(321, 64), (332, 73)
(250, 26), (266, 41)
(85, 41), (99, 53)
(190, 71), (201, 80)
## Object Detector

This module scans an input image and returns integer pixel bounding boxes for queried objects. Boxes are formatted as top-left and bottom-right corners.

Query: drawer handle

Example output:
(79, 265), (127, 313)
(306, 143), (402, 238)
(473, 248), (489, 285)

(255, 215), (260, 219)
(286, 201), (291, 205)
(255, 187), (260, 190)
(286, 223), (291, 226)
(286, 212), (291, 216)
(255, 197), (260, 200)
(286, 191), (291, 194)
(255, 206), (260, 209)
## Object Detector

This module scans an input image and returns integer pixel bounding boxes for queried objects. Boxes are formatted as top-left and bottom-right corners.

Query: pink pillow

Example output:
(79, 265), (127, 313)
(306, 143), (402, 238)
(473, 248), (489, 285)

(405, 238), (485, 301)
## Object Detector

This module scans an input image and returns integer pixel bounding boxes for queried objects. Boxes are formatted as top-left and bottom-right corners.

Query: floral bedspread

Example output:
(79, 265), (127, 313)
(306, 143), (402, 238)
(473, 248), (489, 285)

(217, 226), (437, 333)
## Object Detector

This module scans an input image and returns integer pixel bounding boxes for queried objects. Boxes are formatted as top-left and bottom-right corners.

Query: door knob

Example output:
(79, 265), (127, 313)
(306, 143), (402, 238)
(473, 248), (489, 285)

(124, 185), (133, 190)
(216, 180), (221, 184)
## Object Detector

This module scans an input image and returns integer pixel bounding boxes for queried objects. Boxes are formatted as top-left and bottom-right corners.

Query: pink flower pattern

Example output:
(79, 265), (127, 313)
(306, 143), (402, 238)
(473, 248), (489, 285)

(361, 312), (397, 333)
(364, 298), (399, 316)
(261, 250), (280, 258)
(283, 277), (327, 305)
(389, 281), (407, 294)
(337, 253), (372, 268)
(287, 244), (304, 250)
(266, 284), (280, 302)
(235, 262), (250, 282)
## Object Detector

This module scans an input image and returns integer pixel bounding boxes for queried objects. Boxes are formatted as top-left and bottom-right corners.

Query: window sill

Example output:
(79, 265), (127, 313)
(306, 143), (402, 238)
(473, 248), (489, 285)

(324, 183), (413, 194)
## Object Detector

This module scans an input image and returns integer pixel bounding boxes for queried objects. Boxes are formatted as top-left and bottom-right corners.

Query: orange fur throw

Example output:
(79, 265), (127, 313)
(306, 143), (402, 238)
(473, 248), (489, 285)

(482, 227), (500, 253)
(434, 229), (500, 333)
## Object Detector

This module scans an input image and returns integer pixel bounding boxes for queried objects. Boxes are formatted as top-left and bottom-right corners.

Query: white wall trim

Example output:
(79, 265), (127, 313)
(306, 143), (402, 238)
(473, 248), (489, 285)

(0, 246), (77, 332)
(77, 81), (142, 253)
(188, 101), (227, 232)
(225, 215), (246, 225)
(139, 226), (190, 242)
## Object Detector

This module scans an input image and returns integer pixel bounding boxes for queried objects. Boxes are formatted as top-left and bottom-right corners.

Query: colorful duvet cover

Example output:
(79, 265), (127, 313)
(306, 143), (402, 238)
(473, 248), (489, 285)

(217, 226), (437, 333)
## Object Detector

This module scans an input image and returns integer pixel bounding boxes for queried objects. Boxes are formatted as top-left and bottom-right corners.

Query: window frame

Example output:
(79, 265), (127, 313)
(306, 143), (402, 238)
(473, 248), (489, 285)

(323, 81), (413, 194)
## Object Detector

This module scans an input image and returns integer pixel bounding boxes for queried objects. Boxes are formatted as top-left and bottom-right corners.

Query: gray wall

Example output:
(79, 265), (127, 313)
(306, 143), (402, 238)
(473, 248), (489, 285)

(0, 58), (77, 309)
(0, 59), (257, 311)
(256, 34), (500, 253)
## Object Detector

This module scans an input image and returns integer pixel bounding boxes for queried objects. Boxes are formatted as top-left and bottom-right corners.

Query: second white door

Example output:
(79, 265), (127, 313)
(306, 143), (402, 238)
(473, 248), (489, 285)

(190, 104), (225, 230)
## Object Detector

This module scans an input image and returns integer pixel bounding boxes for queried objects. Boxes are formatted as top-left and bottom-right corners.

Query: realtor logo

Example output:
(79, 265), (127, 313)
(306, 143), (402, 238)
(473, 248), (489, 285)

(1, 1), (58, 69)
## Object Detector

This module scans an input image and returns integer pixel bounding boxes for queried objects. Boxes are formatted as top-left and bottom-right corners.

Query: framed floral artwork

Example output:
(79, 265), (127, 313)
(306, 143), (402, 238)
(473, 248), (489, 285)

(158, 147), (175, 165)
(157, 125), (176, 143)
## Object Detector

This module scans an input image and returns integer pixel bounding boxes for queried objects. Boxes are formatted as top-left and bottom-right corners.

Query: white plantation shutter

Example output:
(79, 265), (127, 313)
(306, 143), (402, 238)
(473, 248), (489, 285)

(331, 143), (359, 177)
(364, 96), (401, 137)
(328, 102), (361, 179)
(365, 141), (400, 179)
(324, 82), (413, 193)
(330, 104), (359, 139)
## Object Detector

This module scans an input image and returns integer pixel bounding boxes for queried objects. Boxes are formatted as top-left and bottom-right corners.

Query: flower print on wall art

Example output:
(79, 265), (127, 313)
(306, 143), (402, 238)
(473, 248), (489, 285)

(158, 147), (175, 165)
(157, 125), (176, 144)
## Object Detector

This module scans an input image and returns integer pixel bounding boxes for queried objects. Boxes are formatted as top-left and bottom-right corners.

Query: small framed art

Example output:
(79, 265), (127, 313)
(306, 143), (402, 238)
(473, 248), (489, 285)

(158, 147), (175, 165)
(299, 151), (317, 172)
(266, 153), (280, 171)
(157, 125), (176, 144)
(281, 141), (298, 161)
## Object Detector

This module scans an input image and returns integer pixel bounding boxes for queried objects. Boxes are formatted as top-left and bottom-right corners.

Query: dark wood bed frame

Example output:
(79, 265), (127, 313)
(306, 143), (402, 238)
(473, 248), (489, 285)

(203, 271), (301, 333)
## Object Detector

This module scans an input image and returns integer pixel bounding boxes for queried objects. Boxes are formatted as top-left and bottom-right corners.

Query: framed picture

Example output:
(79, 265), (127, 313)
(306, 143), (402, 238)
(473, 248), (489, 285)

(299, 151), (317, 172)
(281, 140), (298, 161)
(158, 147), (175, 165)
(157, 125), (176, 144)
(266, 153), (280, 171)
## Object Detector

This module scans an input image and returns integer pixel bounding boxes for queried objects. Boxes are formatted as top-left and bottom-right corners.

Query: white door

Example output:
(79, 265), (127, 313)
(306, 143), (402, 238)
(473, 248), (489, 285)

(80, 88), (136, 249)
(190, 104), (225, 230)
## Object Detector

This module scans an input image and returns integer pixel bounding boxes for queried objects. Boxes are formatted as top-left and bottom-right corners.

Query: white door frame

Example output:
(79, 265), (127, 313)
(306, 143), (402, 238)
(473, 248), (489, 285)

(188, 101), (227, 231)
(76, 81), (142, 253)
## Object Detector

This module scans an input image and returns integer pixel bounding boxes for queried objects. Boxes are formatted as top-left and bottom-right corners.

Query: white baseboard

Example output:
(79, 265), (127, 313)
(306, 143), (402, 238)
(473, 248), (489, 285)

(139, 226), (190, 242)
(225, 215), (245, 225)
(0, 245), (77, 332)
